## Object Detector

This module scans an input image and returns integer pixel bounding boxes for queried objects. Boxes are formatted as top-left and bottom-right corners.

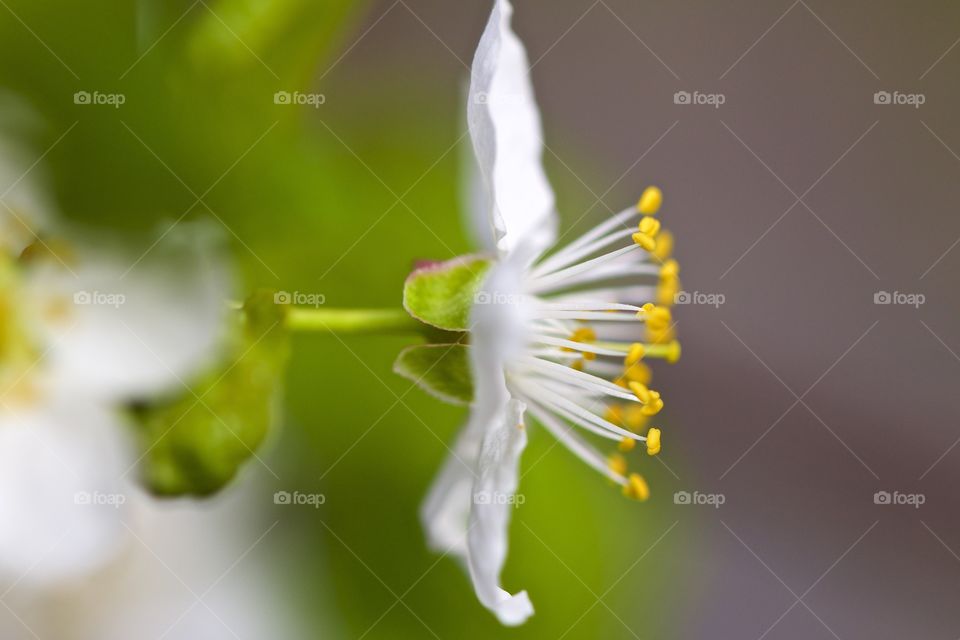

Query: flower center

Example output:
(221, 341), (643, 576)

(505, 187), (680, 501)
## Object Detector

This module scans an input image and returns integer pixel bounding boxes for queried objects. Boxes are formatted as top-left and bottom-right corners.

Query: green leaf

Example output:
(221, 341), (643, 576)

(131, 291), (290, 497)
(393, 343), (473, 405)
(402, 255), (491, 331)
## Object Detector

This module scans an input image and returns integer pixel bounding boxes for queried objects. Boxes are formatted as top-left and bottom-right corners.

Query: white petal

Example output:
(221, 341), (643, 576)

(26, 224), (231, 401)
(466, 398), (530, 625)
(467, 0), (557, 256)
(420, 414), (485, 557)
(0, 398), (131, 586)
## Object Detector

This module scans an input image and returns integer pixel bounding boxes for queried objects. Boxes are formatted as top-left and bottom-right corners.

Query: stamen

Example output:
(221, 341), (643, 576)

(637, 186), (662, 216)
(523, 399), (628, 485)
(519, 379), (645, 441)
(646, 427), (661, 456)
(529, 244), (641, 293)
(623, 473), (650, 501)
(608, 453), (628, 477)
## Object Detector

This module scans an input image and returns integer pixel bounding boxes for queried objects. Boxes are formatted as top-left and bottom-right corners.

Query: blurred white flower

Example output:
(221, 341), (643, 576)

(0, 153), (230, 588)
(421, 0), (679, 625)
(0, 476), (297, 640)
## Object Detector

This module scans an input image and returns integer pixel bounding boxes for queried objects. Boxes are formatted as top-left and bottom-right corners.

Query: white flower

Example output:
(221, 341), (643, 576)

(0, 211), (229, 587)
(421, 0), (680, 625)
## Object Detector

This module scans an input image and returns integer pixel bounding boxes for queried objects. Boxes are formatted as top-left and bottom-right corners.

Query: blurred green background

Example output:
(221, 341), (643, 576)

(0, 1), (688, 637)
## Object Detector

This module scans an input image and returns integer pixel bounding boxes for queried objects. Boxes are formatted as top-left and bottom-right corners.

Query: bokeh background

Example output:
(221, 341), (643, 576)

(2, 0), (960, 638)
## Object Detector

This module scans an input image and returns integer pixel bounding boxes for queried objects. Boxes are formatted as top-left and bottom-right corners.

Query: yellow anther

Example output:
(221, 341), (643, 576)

(624, 343), (645, 366)
(628, 381), (651, 403)
(664, 340), (681, 363)
(570, 359), (584, 371)
(647, 324), (676, 344)
(623, 473), (650, 501)
(604, 405), (624, 426)
(570, 327), (596, 342)
(623, 405), (649, 432)
(562, 327), (598, 357)
(639, 303), (672, 330)
(618, 436), (636, 452)
(637, 186), (662, 216)
(638, 216), (661, 237)
(613, 376), (628, 389)
(632, 231), (657, 252)
(646, 427), (661, 456)
(640, 390), (663, 416)
(653, 230), (674, 261)
(660, 259), (679, 279)
(624, 361), (652, 384)
(657, 281), (679, 307)
(608, 453), (628, 477)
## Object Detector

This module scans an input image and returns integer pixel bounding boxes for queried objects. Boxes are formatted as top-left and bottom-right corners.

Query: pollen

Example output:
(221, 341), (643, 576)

(623, 473), (650, 501)
(608, 453), (628, 477)
(632, 231), (657, 252)
(637, 186), (662, 216)
(640, 390), (663, 416)
(638, 216), (661, 237)
(624, 361), (651, 384)
(604, 404), (624, 426)
(660, 259), (679, 279)
(623, 405), (649, 432)
(638, 303), (672, 331)
(618, 436), (636, 452)
(628, 381), (651, 403)
(624, 343), (645, 366)
(653, 229), (674, 261)
(646, 427), (661, 456)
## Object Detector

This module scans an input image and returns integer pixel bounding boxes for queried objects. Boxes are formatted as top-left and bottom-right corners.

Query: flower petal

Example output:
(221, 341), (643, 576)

(0, 398), (131, 585)
(26, 224), (231, 401)
(467, 0), (557, 256)
(466, 397), (531, 626)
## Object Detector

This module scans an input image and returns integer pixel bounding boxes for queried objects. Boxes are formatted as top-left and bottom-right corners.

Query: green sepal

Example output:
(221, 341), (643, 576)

(130, 290), (290, 497)
(402, 255), (491, 331)
(393, 343), (473, 406)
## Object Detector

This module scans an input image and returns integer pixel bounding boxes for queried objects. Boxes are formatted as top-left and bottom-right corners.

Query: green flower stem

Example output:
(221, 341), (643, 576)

(284, 307), (423, 335)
